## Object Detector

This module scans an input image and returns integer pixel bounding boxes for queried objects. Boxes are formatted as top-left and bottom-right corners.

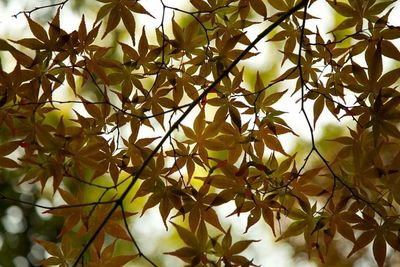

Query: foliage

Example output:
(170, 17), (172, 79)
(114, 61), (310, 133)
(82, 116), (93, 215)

(1, 0), (400, 266)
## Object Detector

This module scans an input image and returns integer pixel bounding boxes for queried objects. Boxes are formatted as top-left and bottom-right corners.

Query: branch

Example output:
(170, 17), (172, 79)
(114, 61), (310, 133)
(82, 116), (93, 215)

(13, 0), (69, 18)
(296, 1), (384, 217)
(72, 1), (309, 265)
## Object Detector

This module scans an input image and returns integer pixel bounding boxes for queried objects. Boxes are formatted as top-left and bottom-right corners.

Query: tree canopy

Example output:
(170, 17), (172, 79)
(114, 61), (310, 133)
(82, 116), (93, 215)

(1, 0), (400, 266)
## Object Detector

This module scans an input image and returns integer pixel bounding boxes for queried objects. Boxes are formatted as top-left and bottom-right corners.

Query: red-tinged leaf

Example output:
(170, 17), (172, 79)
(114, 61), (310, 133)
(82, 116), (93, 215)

(138, 27), (148, 56)
(109, 162), (119, 184)
(59, 213), (81, 237)
(86, 22), (102, 44)
(128, 2), (154, 18)
(48, 8), (60, 41)
(102, 241), (116, 259)
(200, 95), (207, 107)
(105, 221), (130, 240)
(336, 220), (356, 242)
(35, 239), (63, 258)
(10, 50), (33, 68)
(203, 208), (225, 233)
(172, 223), (199, 248)
(196, 220), (208, 247)
(373, 234), (386, 267)
(189, 208), (201, 232)
(316, 243), (325, 263)
(263, 134), (288, 156)
(348, 231), (375, 257)
(0, 141), (20, 156)
(262, 207), (275, 236)
(0, 157), (20, 168)
(245, 208), (261, 233)
(385, 231), (400, 251)
(108, 255), (138, 267)
(235, 163), (249, 177)
(25, 14), (48, 42)
(95, 3), (114, 24)
(10, 38), (46, 50)
(102, 6), (121, 39)
(78, 15), (87, 42)
(121, 7), (136, 45)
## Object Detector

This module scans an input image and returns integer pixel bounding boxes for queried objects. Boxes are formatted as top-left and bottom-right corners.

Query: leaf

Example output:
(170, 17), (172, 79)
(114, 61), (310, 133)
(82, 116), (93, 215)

(0, 39), (15, 51)
(222, 33), (244, 53)
(0, 141), (20, 156)
(250, 0), (267, 18)
(194, 108), (205, 134)
(373, 234), (386, 267)
(378, 68), (400, 88)
(25, 14), (48, 42)
(203, 208), (225, 233)
(381, 40), (400, 61)
(105, 221), (130, 240)
(0, 157), (21, 168)
(172, 223), (199, 248)
(348, 231), (375, 257)
(36, 239), (63, 258)
(138, 27), (148, 56)
(102, 5), (121, 39)
(229, 106), (242, 131)
(313, 96), (324, 127)
(121, 6), (136, 45)
(263, 134), (288, 156)
(230, 240), (257, 254)
(108, 255), (138, 267)
(190, 0), (210, 11)
(276, 220), (308, 241)
(327, 1), (356, 17)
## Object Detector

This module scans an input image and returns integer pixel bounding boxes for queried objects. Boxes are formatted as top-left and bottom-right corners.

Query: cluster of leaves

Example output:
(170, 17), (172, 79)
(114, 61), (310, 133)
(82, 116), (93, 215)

(1, 0), (400, 266)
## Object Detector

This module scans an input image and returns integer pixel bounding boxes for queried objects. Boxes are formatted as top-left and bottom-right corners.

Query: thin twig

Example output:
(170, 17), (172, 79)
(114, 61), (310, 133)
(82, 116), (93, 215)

(71, 1), (309, 265)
